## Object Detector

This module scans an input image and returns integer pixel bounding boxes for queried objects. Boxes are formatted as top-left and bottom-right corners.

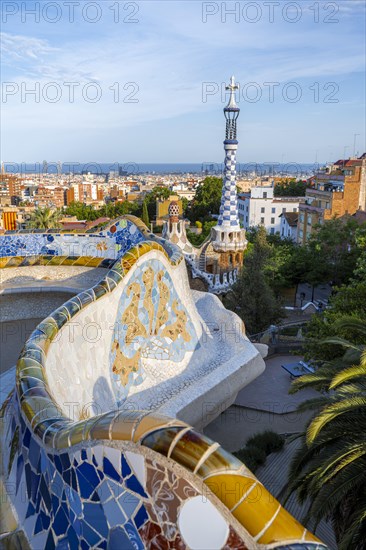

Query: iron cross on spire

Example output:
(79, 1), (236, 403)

(225, 75), (239, 110)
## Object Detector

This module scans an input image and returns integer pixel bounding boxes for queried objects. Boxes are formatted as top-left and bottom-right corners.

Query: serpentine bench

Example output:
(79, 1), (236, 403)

(0, 217), (327, 549)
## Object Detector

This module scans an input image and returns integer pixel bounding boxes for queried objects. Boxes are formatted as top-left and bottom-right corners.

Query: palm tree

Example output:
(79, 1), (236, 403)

(286, 318), (366, 549)
(28, 207), (62, 229)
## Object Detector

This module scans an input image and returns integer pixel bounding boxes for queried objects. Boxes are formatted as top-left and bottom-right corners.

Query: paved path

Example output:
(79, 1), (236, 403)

(204, 354), (319, 452)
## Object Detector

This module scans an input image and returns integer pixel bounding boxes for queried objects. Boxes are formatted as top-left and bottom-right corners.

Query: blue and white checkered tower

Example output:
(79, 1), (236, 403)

(212, 76), (247, 256)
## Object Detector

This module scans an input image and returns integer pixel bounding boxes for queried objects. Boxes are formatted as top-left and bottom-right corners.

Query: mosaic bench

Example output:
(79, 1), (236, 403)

(0, 217), (327, 549)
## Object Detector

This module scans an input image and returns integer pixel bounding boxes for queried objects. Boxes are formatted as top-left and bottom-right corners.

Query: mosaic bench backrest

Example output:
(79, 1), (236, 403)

(0, 218), (145, 261)
(42, 242), (202, 419)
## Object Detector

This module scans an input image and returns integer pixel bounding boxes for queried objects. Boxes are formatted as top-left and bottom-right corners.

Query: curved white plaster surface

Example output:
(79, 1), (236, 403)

(178, 495), (229, 549)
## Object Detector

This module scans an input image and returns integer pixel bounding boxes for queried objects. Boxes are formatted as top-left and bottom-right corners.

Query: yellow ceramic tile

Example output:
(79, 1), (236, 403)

(16, 357), (43, 375)
(256, 503), (309, 544)
(54, 428), (72, 449)
(197, 446), (243, 478)
(110, 410), (147, 441)
(67, 422), (88, 447)
(204, 473), (258, 512)
(169, 431), (214, 473)
(37, 321), (59, 341)
(89, 411), (117, 440)
(304, 530), (323, 543)
(231, 483), (286, 539)
(47, 256), (66, 266)
(84, 257), (104, 267)
(20, 396), (53, 423)
(133, 413), (186, 442)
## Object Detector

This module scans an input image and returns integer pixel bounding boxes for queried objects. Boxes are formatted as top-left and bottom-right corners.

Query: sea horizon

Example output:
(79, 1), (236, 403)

(3, 161), (325, 177)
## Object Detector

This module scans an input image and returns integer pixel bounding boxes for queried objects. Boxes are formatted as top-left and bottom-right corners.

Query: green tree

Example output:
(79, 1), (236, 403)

(287, 319), (366, 549)
(187, 177), (222, 222)
(306, 218), (362, 287)
(304, 281), (366, 362)
(141, 200), (150, 227)
(224, 226), (283, 334)
(144, 186), (172, 219)
(65, 201), (99, 221)
(28, 207), (62, 229)
(186, 220), (216, 247)
(274, 179), (309, 197)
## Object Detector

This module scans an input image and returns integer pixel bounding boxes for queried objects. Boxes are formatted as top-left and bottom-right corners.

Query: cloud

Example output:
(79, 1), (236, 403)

(1, 32), (58, 61)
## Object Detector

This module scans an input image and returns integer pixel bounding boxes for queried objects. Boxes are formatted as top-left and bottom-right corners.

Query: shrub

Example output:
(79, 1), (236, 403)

(246, 431), (285, 455)
(234, 447), (267, 472)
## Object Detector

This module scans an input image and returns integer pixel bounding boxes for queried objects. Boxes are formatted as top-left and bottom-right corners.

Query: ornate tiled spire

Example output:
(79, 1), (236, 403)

(211, 76), (246, 260)
(217, 76), (241, 230)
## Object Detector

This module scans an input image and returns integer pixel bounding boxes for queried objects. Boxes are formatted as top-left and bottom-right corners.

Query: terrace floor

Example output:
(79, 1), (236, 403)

(204, 354), (319, 451)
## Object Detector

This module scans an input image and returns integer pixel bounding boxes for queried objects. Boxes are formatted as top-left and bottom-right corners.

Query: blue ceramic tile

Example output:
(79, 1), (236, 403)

(117, 491), (139, 518)
(121, 455), (131, 478)
(107, 526), (134, 550)
(83, 502), (109, 538)
(134, 505), (148, 529)
(125, 475), (147, 498)
(102, 497), (125, 525)
(53, 506), (69, 536)
(103, 457), (121, 483)
(82, 522), (102, 546)
(123, 521), (144, 550)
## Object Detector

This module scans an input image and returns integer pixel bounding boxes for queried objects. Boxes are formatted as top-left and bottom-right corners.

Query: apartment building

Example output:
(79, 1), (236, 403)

(297, 155), (366, 244)
(66, 182), (104, 205)
(279, 212), (298, 241)
(238, 186), (301, 235)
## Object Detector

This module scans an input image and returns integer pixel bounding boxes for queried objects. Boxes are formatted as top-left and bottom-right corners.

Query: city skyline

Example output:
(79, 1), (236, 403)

(1, 0), (365, 162)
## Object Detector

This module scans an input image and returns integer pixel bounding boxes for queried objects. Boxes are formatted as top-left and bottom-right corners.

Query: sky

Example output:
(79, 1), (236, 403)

(1, 0), (365, 164)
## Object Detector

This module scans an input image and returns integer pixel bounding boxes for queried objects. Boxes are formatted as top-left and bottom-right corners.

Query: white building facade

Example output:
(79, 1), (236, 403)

(279, 212), (298, 241)
(238, 186), (302, 235)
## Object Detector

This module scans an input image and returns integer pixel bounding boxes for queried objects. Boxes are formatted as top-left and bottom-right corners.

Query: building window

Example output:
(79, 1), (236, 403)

(263, 192), (267, 199)
(261, 207), (265, 213)
(270, 228), (275, 235)
(300, 213), (304, 223)
(271, 207), (275, 213)
(293, 208), (297, 212)
(307, 215), (312, 226)
(260, 217), (265, 224)
(299, 229), (303, 238)
(245, 216), (248, 223)
(282, 207), (286, 213)
(271, 217), (275, 224)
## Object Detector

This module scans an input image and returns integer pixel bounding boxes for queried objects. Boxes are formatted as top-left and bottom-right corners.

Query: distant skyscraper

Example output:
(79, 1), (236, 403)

(42, 160), (48, 174)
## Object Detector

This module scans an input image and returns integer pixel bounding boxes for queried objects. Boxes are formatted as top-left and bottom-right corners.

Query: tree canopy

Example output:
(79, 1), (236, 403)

(274, 179), (309, 197)
(224, 226), (283, 334)
(28, 207), (62, 229)
(187, 177), (222, 222)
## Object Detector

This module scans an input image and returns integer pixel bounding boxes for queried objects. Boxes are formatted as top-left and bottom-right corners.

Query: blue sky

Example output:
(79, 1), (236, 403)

(1, 0), (365, 164)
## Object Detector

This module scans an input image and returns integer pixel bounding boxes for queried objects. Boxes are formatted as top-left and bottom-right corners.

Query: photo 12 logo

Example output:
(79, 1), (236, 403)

(202, 81), (339, 104)
(1, 82), (139, 104)
(1, 1), (140, 24)
(201, 2), (340, 24)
